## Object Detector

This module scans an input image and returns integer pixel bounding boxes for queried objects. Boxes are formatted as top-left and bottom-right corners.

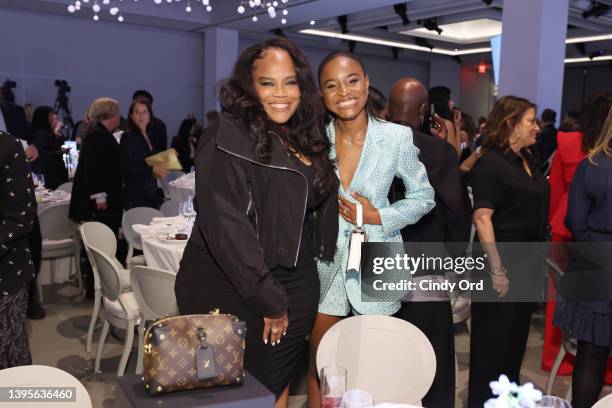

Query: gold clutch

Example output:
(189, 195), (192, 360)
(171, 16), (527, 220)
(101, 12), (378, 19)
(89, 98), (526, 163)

(145, 148), (183, 172)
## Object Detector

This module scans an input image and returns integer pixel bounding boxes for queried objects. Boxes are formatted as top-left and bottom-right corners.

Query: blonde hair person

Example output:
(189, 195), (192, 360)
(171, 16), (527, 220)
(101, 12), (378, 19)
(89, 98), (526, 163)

(588, 107), (612, 163)
(87, 97), (119, 123)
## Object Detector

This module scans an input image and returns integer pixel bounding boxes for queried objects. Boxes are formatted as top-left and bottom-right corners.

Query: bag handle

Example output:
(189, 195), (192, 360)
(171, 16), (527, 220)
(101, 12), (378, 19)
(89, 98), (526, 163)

(355, 202), (363, 228)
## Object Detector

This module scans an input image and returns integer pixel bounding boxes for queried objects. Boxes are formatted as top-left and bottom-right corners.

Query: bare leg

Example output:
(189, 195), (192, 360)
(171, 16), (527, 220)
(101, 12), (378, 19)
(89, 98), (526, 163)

(307, 313), (343, 408)
(276, 384), (290, 408)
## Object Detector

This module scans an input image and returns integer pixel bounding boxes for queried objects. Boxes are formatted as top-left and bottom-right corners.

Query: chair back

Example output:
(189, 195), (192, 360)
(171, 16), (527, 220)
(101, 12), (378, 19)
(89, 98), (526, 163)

(0, 365), (92, 407)
(130, 266), (178, 321)
(39, 202), (77, 240)
(121, 207), (163, 251)
(80, 222), (117, 260)
(593, 393), (612, 408)
(160, 200), (181, 217)
(316, 315), (436, 405)
(89, 246), (122, 302)
(56, 181), (73, 193)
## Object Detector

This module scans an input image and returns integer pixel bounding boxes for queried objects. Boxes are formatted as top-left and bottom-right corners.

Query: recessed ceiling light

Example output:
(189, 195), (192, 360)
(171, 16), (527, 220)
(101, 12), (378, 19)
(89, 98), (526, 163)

(401, 18), (502, 44)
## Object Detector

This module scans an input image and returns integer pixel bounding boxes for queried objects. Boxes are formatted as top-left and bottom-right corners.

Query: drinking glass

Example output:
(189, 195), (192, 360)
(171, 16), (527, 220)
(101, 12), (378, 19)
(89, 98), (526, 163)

(320, 366), (347, 408)
(538, 396), (572, 408)
(341, 389), (373, 408)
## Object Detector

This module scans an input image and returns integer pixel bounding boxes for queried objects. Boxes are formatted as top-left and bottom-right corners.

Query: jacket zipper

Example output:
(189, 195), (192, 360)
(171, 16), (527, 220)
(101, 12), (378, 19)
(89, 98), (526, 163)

(218, 145), (308, 267)
(318, 198), (331, 257)
(246, 182), (258, 238)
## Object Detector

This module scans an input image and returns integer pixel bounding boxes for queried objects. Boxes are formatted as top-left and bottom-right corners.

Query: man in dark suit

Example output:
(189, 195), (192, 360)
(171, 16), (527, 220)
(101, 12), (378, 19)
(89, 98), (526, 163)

(387, 77), (472, 408)
(534, 108), (557, 172)
(132, 90), (167, 151)
(1, 94), (46, 319)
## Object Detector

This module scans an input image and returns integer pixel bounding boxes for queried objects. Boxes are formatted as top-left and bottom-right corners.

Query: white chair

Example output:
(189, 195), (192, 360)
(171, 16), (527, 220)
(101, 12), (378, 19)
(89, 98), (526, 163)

(130, 265), (179, 374)
(89, 246), (140, 377)
(55, 181), (73, 193)
(316, 315), (436, 405)
(121, 207), (163, 267)
(80, 222), (131, 354)
(38, 202), (81, 302)
(593, 393), (612, 408)
(0, 365), (92, 408)
(159, 200), (181, 217)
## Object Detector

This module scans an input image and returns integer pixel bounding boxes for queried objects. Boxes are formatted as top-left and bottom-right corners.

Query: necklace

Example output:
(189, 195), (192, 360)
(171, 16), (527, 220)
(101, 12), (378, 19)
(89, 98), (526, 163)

(339, 130), (366, 147)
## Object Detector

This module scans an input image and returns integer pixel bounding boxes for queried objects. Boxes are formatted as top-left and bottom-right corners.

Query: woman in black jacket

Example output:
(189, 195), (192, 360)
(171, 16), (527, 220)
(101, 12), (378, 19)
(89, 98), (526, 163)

(120, 100), (166, 210)
(0, 132), (37, 368)
(175, 37), (338, 407)
(30, 106), (68, 190)
(171, 117), (197, 172)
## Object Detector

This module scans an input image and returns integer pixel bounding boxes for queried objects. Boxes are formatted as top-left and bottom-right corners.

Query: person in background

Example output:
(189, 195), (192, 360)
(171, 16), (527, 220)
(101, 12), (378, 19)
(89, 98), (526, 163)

(387, 77), (471, 407)
(175, 37), (339, 408)
(467, 96), (549, 407)
(559, 111), (580, 132)
(534, 108), (558, 172)
(73, 110), (91, 145)
(171, 117), (197, 172)
(132, 90), (167, 152)
(120, 100), (166, 210)
(554, 108), (612, 408)
(426, 86), (460, 156)
(30, 106), (68, 190)
(0, 93), (46, 320)
(0, 132), (38, 368)
(458, 111), (477, 163)
(542, 92), (612, 382)
(367, 86), (388, 120)
(23, 103), (33, 124)
(308, 52), (435, 407)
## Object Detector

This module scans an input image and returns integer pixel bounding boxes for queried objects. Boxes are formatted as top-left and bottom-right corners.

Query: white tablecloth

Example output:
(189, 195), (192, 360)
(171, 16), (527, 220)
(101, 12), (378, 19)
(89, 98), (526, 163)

(168, 172), (195, 203)
(133, 217), (190, 273)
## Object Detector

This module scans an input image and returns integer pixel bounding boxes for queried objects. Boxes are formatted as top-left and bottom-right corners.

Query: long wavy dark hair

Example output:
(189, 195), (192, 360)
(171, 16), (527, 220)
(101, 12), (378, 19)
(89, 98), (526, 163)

(578, 92), (611, 153)
(317, 51), (381, 124)
(219, 37), (336, 196)
(31, 106), (54, 134)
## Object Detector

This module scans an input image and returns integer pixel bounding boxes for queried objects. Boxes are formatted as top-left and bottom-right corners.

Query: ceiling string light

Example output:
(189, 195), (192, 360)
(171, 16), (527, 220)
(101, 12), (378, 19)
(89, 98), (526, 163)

(66, 0), (290, 23)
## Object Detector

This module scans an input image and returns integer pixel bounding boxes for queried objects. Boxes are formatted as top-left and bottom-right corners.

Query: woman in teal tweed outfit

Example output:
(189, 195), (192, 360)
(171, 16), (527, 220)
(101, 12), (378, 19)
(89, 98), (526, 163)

(307, 51), (435, 407)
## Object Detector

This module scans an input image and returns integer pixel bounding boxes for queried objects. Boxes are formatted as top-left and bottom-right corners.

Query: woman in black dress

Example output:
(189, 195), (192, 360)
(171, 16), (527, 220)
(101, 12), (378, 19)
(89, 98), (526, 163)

(30, 106), (68, 190)
(554, 108), (612, 408)
(174, 37), (338, 407)
(119, 100), (166, 210)
(467, 96), (550, 407)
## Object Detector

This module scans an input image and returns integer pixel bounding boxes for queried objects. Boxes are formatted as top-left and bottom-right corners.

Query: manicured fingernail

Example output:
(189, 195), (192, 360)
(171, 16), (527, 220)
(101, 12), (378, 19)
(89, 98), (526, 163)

(277, 339), (281, 345)
(272, 341), (276, 347)
(264, 339), (268, 344)
(283, 332), (287, 336)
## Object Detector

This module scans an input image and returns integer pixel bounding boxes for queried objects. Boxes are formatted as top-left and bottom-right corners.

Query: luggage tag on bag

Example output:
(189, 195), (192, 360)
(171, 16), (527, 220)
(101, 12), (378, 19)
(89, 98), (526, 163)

(196, 328), (218, 381)
(346, 202), (367, 281)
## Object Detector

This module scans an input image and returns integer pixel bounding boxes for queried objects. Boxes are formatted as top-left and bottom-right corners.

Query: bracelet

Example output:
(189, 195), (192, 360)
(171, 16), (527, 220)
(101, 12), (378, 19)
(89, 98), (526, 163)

(491, 266), (507, 276)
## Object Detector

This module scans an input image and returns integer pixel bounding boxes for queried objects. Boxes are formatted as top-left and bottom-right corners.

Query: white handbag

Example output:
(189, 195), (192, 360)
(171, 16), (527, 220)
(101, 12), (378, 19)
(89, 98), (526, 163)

(346, 202), (367, 274)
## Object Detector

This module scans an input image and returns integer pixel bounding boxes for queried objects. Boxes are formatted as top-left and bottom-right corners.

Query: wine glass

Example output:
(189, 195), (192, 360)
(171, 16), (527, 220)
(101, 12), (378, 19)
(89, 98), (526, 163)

(538, 396), (572, 408)
(321, 366), (347, 408)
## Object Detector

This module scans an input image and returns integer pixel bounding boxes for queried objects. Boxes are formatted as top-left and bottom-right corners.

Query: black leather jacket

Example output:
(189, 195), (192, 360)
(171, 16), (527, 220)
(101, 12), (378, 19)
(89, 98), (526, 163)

(183, 113), (338, 316)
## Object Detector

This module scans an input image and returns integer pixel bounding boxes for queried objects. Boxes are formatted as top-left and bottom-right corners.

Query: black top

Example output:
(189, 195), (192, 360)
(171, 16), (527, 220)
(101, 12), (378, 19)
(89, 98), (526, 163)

(0, 132), (37, 296)
(390, 128), (471, 244)
(566, 154), (612, 242)
(33, 129), (68, 190)
(148, 117), (168, 152)
(120, 131), (161, 210)
(179, 112), (339, 316)
(470, 147), (550, 242)
(534, 123), (557, 170)
(171, 135), (193, 173)
(69, 123), (122, 223)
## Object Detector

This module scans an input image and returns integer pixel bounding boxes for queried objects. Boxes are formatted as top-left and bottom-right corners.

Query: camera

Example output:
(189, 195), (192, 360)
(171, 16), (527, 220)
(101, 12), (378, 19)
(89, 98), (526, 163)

(54, 79), (71, 95)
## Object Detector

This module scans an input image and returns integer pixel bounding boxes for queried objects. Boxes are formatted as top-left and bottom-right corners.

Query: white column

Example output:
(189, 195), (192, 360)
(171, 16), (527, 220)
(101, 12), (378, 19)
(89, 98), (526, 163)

(498, 0), (569, 119)
(204, 28), (239, 117)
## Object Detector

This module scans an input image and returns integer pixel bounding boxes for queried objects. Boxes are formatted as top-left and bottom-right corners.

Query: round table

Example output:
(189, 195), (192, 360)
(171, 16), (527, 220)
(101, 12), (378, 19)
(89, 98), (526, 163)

(141, 235), (187, 274)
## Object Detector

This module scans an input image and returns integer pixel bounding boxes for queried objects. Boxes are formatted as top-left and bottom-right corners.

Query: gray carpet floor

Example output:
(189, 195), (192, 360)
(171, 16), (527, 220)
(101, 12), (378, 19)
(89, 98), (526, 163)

(26, 283), (611, 407)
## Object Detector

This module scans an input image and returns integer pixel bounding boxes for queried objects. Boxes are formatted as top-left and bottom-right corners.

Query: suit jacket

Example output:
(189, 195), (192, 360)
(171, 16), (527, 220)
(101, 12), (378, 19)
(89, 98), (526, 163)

(0, 101), (29, 141)
(69, 123), (122, 224)
(0, 132), (37, 296)
(390, 128), (471, 244)
(317, 118), (435, 315)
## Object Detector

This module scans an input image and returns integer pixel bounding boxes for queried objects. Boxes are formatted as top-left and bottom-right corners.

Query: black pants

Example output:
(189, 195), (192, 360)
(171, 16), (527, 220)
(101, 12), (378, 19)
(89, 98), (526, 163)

(26, 217), (42, 304)
(467, 302), (534, 408)
(395, 301), (455, 408)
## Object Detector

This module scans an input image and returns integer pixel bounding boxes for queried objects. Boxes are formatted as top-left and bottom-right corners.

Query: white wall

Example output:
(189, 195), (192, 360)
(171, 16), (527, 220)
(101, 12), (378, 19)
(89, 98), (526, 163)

(0, 9), (204, 141)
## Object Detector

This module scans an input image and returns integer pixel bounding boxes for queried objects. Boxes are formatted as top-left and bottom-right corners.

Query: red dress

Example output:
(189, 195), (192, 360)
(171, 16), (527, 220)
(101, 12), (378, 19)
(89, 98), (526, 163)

(542, 131), (612, 382)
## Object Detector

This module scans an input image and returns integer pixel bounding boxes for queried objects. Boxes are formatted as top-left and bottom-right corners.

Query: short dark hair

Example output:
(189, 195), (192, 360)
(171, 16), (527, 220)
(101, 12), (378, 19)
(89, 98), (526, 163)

(541, 108), (556, 123)
(132, 89), (153, 104)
